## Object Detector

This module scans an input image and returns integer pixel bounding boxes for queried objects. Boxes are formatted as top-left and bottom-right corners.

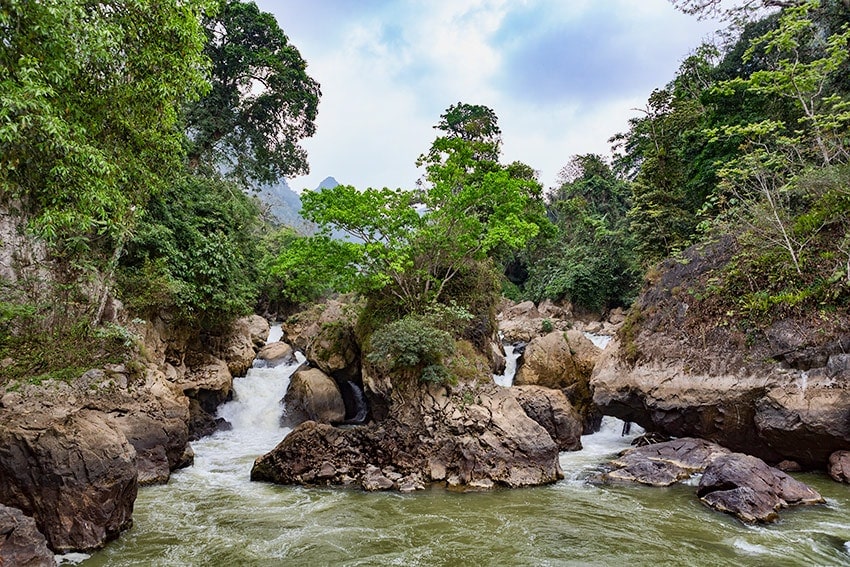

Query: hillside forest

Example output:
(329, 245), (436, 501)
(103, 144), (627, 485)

(1, 0), (849, 387)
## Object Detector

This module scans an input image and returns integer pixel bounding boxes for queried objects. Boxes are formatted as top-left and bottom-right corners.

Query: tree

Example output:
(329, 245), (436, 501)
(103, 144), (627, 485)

(293, 105), (544, 313)
(0, 0), (212, 254)
(185, 0), (321, 187)
(524, 155), (639, 310)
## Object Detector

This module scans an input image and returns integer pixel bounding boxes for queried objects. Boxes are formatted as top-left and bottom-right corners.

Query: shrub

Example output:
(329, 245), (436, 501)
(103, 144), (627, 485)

(366, 315), (456, 384)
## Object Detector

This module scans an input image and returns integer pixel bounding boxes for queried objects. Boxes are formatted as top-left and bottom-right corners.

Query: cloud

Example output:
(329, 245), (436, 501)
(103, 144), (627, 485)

(255, 0), (720, 192)
(494, 1), (719, 106)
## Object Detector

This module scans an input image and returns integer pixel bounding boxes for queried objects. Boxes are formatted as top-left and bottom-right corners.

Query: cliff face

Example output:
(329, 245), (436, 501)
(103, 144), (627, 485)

(591, 237), (850, 468)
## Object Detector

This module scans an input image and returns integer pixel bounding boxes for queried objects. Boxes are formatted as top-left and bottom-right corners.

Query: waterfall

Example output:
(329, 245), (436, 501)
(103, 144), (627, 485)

(493, 343), (521, 387)
(341, 380), (368, 424)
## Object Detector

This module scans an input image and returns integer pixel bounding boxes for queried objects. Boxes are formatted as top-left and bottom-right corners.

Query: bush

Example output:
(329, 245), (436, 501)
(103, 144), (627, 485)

(119, 174), (262, 328)
(366, 315), (456, 384)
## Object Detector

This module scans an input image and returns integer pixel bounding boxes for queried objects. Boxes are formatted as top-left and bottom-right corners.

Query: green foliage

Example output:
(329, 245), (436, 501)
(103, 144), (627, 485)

(299, 104), (545, 314)
(524, 155), (640, 311)
(0, 277), (131, 385)
(260, 228), (362, 307)
(541, 318), (553, 333)
(0, 0), (212, 255)
(119, 174), (262, 328)
(185, 0), (321, 186)
(366, 315), (456, 385)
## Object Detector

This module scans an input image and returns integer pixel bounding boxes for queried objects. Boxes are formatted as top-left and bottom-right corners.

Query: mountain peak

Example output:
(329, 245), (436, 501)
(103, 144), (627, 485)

(317, 176), (339, 190)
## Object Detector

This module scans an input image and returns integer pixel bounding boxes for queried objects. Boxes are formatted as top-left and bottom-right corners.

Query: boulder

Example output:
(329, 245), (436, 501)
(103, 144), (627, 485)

(0, 504), (57, 567)
(502, 300), (540, 320)
(0, 409), (137, 552)
(281, 368), (346, 427)
(256, 341), (294, 367)
(511, 385), (582, 451)
(828, 450), (850, 483)
(697, 453), (824, 523)
(514, 331), (578, 389)
(515, 331), (600, 432)
(306, 323), (360, 382)
(602, 438), (730, 486)
(218, 315), (270, 377)
(253, 383), (563, 491)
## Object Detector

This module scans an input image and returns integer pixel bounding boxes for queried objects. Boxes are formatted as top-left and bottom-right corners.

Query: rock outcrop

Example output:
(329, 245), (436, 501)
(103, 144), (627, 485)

(253, 383), (563, 491)
(0, 409), (137, 553)
(0, 504), (57, 567)
(591, 238), (850, 469)
(0, 312), (268, 552)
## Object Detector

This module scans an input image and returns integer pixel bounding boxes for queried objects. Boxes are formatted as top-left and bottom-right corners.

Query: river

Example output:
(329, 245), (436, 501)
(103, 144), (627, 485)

(76, 329), (850, 566)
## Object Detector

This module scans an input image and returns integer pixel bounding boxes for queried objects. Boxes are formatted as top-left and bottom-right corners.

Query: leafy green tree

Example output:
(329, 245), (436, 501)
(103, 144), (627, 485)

(0, 0), (212, 253)
(292, 105), (543, 313)
(185, 0), (321, 186)
(119, 174), (262, 328)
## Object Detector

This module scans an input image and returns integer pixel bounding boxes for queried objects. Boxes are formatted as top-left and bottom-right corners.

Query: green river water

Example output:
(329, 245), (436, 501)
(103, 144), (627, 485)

(72, 331), (850, 567)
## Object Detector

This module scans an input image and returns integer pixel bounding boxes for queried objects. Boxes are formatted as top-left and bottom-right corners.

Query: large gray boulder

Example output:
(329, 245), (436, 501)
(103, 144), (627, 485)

(0, 504), (57, 567)
(512, 385), (582, 452)
(281, 368), (346, 427)
(602, 437), (730, 486)
(698, 453), (824, 523)
(0, 409), (137, 552)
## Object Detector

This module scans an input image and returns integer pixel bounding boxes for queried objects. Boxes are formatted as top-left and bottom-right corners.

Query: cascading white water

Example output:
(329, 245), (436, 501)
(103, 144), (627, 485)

(584, 332), (612, 349)
(82, 326), (850, 566)
(493, 344), (520, 387)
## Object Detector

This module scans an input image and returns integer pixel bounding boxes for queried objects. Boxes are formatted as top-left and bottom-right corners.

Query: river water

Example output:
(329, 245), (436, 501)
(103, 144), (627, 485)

(77, 329), (850, 566)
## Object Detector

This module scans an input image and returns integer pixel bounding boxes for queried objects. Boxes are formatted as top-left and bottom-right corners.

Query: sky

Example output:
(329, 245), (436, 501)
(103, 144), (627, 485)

(255, 0), (722, 193)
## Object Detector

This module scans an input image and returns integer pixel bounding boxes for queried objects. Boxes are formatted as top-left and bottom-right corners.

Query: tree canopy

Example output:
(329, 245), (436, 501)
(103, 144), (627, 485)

(184, 0), (321, 187)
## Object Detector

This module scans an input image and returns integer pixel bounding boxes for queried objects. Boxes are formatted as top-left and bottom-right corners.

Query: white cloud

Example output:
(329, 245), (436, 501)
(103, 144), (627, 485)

(256, 0), (720, 192)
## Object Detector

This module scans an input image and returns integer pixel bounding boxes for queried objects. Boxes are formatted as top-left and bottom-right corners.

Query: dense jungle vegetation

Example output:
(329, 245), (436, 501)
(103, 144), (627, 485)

(1, 0), (848, 385)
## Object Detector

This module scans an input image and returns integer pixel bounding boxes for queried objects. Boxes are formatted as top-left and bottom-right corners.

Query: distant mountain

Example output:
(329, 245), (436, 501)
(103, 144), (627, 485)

(317, 176), (339, 190)
(256, 176), (341, 234)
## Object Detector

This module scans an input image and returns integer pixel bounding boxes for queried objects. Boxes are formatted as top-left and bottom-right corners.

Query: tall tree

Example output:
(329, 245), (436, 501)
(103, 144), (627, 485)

(185, 0), (321, 187)
(0, 0), (212, 253)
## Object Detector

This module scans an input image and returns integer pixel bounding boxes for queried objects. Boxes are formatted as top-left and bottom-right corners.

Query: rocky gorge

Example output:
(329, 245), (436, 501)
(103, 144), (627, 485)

(2, 246), (849, 561)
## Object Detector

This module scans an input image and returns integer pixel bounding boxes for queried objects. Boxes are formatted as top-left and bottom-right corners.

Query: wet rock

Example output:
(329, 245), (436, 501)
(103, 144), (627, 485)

(281, 368), (346, 427)
(0, 504), (57, 567)
(697, 453), (823, 523)
(219, 315), (270, 377)
(512, 385), (582, 451)
(256, 341), (294, 367)
(828, 450), (850, 483)
(602, 438), (730, 486)
(0, 409), (137, 552)
(362, 465), (395, 491)
(252, 384), (563, 491)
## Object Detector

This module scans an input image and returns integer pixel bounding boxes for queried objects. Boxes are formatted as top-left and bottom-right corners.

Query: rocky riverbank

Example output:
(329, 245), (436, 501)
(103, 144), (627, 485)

(0, 312), (269, 553)
(591, 238), (850, 471)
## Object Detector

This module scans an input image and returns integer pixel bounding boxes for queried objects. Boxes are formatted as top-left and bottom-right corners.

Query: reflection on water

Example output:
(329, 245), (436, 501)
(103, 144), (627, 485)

(80, 329), (850, 566)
